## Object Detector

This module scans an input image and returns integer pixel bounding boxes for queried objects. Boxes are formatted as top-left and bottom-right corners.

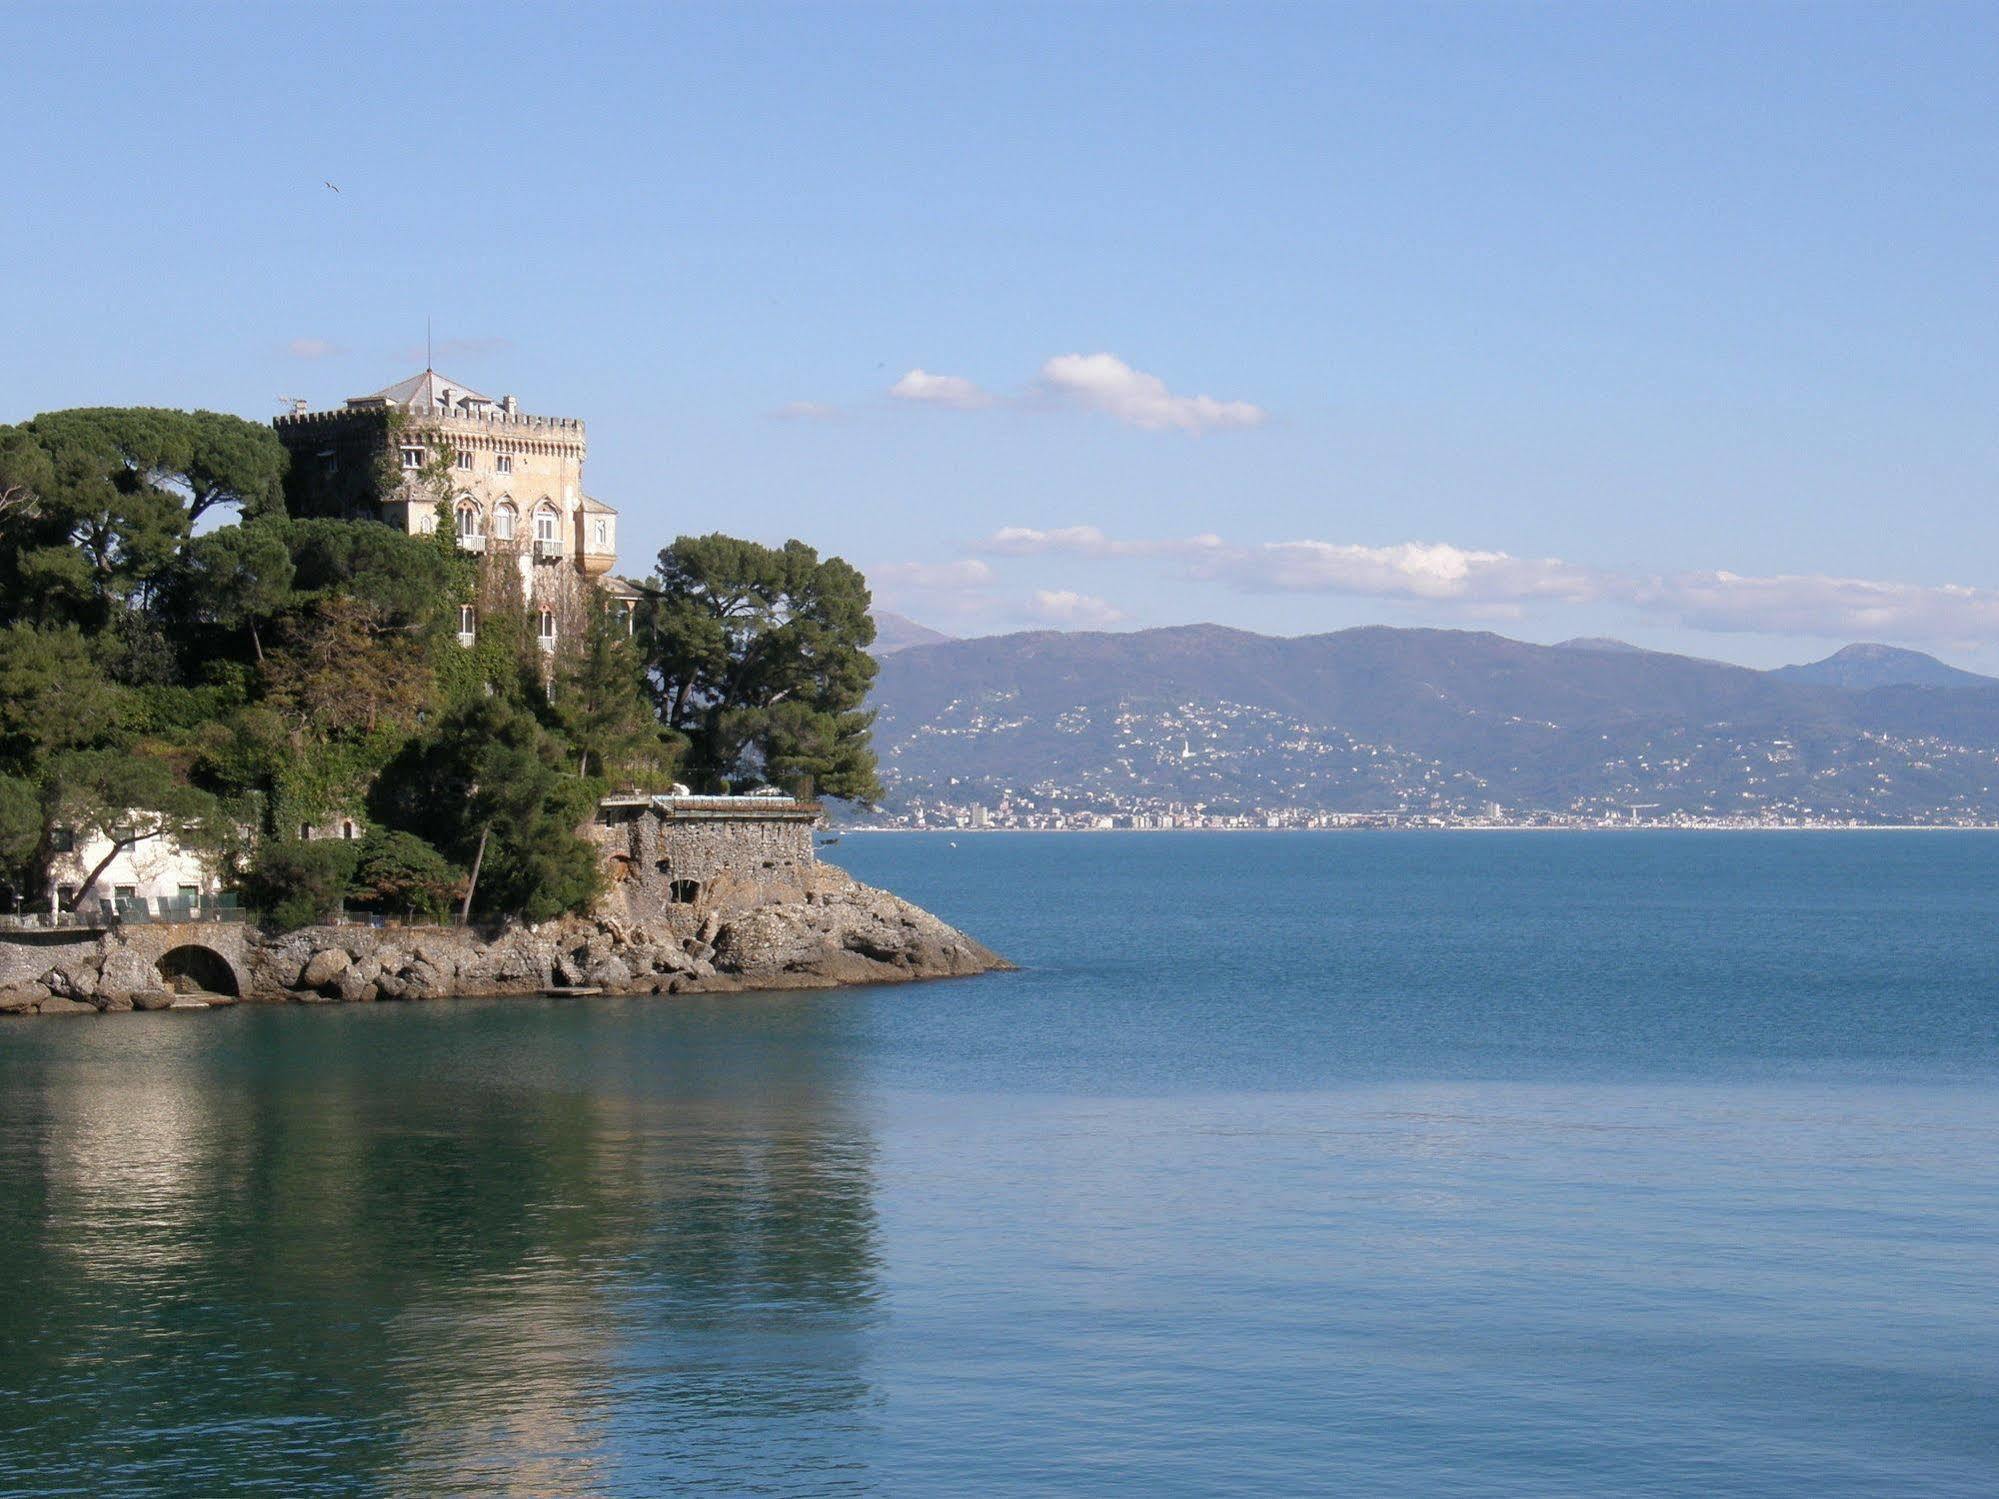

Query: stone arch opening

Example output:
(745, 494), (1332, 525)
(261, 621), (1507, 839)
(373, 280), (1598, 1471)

(156, 945), (240, 998)
(668, 879), (701, 905)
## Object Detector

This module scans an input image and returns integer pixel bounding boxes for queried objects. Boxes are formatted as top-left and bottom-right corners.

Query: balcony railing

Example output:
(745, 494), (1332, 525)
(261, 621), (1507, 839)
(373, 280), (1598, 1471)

(533, 538), (564, 561)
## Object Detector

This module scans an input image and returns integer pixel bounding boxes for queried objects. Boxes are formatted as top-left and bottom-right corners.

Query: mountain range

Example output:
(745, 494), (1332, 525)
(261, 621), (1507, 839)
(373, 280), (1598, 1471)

(1768, 642), (1997, 691)
(870, 611), (955, 654)
(865, 624), (1999, 823)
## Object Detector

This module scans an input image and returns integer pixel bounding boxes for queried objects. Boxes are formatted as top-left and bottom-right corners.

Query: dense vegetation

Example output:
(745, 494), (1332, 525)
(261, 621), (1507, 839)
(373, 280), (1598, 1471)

(0, 406), (879, 924)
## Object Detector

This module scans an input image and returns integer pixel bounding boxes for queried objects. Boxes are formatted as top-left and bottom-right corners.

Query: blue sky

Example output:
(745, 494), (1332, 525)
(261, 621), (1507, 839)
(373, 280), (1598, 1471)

(7, 1), (1999, 667)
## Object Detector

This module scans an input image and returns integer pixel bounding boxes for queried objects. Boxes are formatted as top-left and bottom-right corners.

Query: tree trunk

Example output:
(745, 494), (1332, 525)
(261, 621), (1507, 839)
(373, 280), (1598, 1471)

(459, 823), (489, 925)
(72, 833), (150, 912)
(249, 619), (264, 663)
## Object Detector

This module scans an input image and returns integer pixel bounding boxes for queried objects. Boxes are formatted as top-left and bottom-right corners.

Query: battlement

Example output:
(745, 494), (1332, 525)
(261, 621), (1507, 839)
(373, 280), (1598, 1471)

(276, 406), (585, 435)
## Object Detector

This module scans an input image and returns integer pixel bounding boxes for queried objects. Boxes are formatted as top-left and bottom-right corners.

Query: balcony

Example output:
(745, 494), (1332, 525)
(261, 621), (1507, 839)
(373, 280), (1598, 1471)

(533, 538), (564, 562)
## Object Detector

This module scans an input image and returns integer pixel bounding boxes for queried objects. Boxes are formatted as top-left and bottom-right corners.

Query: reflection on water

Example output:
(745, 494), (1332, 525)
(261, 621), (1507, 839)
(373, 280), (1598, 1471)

(0, 999), (882, 1496)
(2, 834), (1998, 1495)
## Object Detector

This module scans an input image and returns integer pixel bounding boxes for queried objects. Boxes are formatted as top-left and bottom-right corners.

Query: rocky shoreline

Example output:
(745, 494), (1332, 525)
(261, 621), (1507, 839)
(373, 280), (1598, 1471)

(0, 864), (1012, 1016)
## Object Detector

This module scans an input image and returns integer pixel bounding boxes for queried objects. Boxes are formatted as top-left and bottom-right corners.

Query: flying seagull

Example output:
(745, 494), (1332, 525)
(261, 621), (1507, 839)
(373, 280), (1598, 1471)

(324, 180), (340, 193)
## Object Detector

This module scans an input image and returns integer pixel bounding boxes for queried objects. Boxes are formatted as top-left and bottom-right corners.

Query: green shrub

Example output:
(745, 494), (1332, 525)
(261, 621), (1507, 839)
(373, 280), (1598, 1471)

(348, 828), (460, 918)
(247, 839), (362, 930)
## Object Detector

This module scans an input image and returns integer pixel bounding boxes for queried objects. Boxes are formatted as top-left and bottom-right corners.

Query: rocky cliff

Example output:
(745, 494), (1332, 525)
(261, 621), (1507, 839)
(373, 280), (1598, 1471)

(0, 863), (1011, 1015)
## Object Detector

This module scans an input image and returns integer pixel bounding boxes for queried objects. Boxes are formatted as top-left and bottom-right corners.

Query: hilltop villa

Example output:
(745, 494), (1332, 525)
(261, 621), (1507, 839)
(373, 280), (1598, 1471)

(274, 368), (643, 649)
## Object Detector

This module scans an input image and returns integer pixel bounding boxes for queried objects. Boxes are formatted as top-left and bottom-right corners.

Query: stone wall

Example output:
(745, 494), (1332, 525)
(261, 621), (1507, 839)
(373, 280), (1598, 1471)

(0, 920), (258, 1014)
(586, 804), (819, 926)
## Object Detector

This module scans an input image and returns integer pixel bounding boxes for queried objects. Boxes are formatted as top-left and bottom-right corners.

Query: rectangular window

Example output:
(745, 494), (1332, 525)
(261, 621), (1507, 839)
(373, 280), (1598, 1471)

(594, 520), (608, 549)
(401, 447), (424, 469)
(114, 885), (136, 902)
(455, 450), (474, 471)
(459, 605), (476, 636)
(496, 455), (513, 475)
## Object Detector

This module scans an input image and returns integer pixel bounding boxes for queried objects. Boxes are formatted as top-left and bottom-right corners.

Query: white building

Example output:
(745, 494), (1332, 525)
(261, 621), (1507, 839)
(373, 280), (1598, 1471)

(48, 828), (221, 916)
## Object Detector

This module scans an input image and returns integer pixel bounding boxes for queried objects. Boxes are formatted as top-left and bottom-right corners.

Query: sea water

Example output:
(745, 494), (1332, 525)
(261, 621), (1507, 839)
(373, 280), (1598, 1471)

(0, 831), (1992, 1495)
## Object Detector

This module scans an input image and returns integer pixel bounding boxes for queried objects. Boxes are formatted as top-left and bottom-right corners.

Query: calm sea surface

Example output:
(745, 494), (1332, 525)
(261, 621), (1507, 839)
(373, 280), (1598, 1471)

(0, 831), (1995, 1496)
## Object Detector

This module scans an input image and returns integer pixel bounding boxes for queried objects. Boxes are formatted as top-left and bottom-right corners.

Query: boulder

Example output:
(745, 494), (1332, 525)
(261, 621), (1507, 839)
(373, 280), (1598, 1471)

(400, 959), (448, 999)
(131, 991), (175, 1011)
(37, 997), (97, 1016)
(584, 956), (632, 990)
(99, 951), (157, 997)
(44, 961), (98, 1000)
(299, 948), (351, 990)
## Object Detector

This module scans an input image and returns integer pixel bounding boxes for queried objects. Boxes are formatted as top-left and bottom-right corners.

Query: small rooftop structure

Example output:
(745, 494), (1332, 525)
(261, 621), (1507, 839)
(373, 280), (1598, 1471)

(347, 369), (499, 416)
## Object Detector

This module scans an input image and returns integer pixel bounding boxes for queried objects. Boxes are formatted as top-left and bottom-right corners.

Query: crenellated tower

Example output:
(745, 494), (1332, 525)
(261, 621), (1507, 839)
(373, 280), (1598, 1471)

(273, 369), (638, 651)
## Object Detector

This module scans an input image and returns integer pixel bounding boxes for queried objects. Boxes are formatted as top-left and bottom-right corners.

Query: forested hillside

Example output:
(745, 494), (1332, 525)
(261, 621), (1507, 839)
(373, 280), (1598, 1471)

(0, 408), (878, 923)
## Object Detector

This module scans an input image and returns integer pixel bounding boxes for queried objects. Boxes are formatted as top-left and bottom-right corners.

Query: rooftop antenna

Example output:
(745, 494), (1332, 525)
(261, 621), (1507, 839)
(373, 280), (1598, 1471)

(426, 317), (433, 372)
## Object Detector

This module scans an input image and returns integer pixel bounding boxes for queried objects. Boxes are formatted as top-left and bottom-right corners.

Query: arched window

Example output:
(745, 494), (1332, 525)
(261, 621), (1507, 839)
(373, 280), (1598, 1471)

(455, 498), (481, 539)
(493, 501), (517, 541)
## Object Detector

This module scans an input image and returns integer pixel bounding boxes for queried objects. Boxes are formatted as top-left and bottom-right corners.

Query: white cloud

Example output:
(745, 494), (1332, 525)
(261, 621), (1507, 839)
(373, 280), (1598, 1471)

(1625, 570), (1999, 643)
(982, 525), (1224, 560)
(1037, 353), (1265, 434)
(889, 368), (993, 410)
(978, 526), (1583, 606)
(870, 353), (1265, 433)
(1211, 539), (1598, 605)
(286, 338), (342, 360)
(870, 558), (997, 592)
(1025, 589), (1128, 628)
(970, 523), (1999, 643)
(771, 400), (840, 421)
(870, 557), (1000, 625)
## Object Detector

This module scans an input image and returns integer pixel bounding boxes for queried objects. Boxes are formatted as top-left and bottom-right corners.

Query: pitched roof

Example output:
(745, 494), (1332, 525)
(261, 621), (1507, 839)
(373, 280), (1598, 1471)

(580, 494), (619, 515)
(350, 370), (497, 414)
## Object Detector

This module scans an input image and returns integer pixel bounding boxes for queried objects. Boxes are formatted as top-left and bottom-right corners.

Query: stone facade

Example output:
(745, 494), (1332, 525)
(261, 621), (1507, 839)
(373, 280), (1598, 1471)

(273, 369), (626, 656)
(586, 795), (823, 926)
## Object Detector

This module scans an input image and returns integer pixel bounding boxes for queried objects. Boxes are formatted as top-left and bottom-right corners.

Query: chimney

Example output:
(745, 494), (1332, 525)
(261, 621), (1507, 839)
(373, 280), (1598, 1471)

(501, 394), (518, 415)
